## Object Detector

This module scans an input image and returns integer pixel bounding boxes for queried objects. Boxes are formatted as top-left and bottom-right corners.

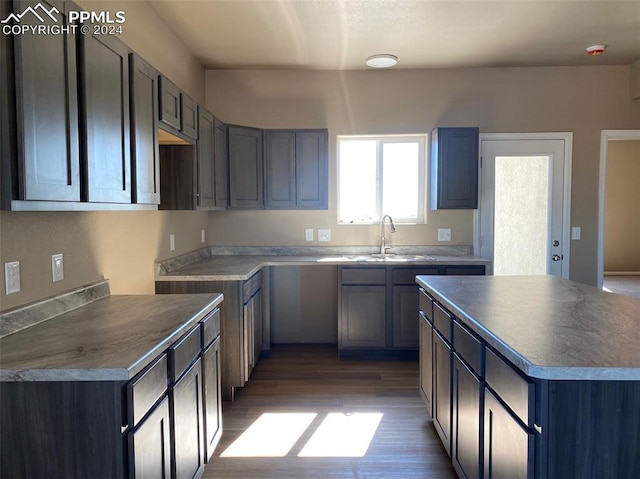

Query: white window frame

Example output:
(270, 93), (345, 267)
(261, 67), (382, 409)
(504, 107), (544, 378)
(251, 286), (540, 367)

(337, 134), (428, 225)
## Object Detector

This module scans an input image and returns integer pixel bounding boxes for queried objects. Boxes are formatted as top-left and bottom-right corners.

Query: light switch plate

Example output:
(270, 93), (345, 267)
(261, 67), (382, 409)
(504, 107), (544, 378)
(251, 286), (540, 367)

(52, 254), (64, 282)
(5, 261), (20, 294)
(201, 229), (206, 243)
(438, 228), (452, 242)
(170, 234), (176, 251)
(305, 229), (314, 241)
(571, 226), (581, 240)
(318, 229), (331, 242)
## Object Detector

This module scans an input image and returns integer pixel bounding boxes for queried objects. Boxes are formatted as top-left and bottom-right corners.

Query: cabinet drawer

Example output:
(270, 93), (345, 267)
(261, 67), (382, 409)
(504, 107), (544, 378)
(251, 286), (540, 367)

(127, 353), (168, 426)
(341, 267), (386, 285)
(453, 320), (483, 377)
(201, 308), (221, 349)
(169, 325), (201, 382)
(243, 270), (263, 302)
(485, 348), (535, 427)
(443, 265), (485, 275)
(419, 288), (434, 324)
(393, 267), (439, 285)
(433, 302), (453, 343)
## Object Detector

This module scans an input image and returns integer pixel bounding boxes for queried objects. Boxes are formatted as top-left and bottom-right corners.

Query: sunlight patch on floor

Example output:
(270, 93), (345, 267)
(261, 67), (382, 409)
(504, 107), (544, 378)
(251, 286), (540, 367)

(298, 412), (384, 458)
(220, 411), (384, 458)
(220, 413), (317, 457)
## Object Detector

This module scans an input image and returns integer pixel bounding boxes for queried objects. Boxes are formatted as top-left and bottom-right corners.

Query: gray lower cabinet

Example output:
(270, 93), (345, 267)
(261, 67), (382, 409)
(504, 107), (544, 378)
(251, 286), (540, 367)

(80, 30), (131, 203)
(453, 354), (482, 479)
(419, 310), (434, 415)
(433, 329), (452, 455)
(202, 336), (222, 461)
(128, 396), (171, 479)
(339, 285), (387, 348)
(12, 0), (80, 202)
(243, 271), (264, 381)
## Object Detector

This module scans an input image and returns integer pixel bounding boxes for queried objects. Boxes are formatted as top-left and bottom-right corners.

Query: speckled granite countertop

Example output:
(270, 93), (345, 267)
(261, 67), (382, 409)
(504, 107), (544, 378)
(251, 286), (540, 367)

(416, 275), (640, 381)
(0, 293), (223, 382)
(156, 246), (491, 281)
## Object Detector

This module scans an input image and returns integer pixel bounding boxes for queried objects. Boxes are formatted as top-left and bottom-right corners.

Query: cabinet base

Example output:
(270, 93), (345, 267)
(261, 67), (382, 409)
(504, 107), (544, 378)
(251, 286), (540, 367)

(338, 349), (418, 361)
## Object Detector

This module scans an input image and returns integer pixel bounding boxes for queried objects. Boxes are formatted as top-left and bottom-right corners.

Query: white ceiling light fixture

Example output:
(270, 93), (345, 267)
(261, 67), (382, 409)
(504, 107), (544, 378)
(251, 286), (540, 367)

(365, 54), (398, 69)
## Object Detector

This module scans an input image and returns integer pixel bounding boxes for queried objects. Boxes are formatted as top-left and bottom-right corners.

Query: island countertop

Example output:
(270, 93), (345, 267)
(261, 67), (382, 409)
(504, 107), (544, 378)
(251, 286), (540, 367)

(415, 275), (640, 381)
(0, 293), (223, 382)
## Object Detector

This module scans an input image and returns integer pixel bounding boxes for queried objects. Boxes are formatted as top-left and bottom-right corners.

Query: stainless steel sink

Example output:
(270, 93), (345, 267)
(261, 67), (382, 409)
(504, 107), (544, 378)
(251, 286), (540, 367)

(342, 254), (436, 262)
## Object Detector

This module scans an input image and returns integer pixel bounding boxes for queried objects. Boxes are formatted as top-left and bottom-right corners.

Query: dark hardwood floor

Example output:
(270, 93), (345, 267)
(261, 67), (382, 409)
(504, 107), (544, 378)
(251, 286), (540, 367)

(202, 345), (456, 479)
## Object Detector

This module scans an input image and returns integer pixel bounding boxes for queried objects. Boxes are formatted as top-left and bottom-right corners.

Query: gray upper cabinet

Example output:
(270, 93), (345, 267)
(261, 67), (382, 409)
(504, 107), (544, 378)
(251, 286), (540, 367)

(430, 127), (479, 210)
(13, 0), (80, 202)
(228, 125), (264, 209)
(129, 54), (160, 205)
(80, 31), (131, 203)
(197, 107), (215, 209)
(213, 119), (229, 209)
(265, 130), (328, 209)
(158, 75), (198, 141)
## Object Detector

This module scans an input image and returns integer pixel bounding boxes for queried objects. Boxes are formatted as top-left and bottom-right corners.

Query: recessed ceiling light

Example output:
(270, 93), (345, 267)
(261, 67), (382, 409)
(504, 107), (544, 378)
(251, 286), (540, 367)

(365, 54), (398, 69)
(586, 44), (607, 56)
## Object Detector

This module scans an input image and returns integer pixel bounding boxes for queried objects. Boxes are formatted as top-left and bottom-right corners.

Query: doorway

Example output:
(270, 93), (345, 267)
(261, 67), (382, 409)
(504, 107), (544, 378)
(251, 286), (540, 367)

(597, 130), (640, 295)
(476, 133), (572, 278)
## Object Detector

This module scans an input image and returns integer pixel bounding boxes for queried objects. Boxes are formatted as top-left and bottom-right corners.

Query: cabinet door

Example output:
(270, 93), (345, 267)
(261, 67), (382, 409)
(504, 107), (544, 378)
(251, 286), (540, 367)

(197, 108), (215, 208)
(128, 396), (171, 479)
(484, 389), (534, 479)
(295, 130), (328, 209)
(129, 54), (160, 205)
(213, 119), (228, 208)
(453, 354), (482, 479)
(202, 337), (222, 462)
(339, 285), (387, 348)
(430, 127), (479, 210)
(265, 131), (295, 209)
(243, 296), (254, 382)
(14, 0), (80, 201)
(81, 32), (131, 203)
(419, 312), (434, 416)
(181, 94), (198, 140)
(172, 358), (205, 479)
(228, 126), (264, 208)
(158, 76), (181, 130)
(253, 290), (263, 368)
(433, 330), (452, 455)
(392, 285), (420, 348)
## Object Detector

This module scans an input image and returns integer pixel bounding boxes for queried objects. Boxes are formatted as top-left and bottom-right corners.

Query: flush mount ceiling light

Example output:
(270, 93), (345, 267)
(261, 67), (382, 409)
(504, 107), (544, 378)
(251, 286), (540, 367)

(365, 54), (398, 68)
(586, 44), (607, 56)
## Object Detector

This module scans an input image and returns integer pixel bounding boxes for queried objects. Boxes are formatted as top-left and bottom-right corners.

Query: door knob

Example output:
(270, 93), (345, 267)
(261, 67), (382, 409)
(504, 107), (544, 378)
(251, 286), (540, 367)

(552, 254), (563, 262)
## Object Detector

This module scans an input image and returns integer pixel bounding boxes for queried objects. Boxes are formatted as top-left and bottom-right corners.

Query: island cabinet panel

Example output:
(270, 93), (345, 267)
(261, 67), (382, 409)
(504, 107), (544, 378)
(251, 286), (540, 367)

(80, 31), (131, 203)
(452, 354), (482, 479)
(484, 389), (534, 479)
(228, 125), (264, 208)
(433, 329), (453, 455)
(128, 396), (171, 479)
(13, 0), (80, 202)
(0, 381), (126, 479)
(419, 310), (434, 416)
(129, 54), (160, 205)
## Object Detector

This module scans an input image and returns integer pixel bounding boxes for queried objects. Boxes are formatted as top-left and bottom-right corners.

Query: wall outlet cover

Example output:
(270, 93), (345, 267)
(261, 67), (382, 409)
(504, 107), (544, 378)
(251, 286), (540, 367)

(52, 254), (64, 282)
(318, 229), (331, 242)
(305, 229), (314, 241)
(438, 228), (452, 242)
(5, 261), (20, 295)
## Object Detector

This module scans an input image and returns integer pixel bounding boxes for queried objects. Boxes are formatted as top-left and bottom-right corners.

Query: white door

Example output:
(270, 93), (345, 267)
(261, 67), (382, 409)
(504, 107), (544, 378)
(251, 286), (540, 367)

(478, 134), (572, 278)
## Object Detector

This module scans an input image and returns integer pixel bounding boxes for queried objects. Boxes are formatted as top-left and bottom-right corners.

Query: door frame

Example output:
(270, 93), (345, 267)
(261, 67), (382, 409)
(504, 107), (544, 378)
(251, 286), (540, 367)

(474, 132), (573, 278)
(597, 129), (640, 288)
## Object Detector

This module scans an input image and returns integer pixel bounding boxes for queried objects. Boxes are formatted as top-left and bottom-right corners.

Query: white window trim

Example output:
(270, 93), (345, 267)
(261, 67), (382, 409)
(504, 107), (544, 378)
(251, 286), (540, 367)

(337, 134), (428, 225)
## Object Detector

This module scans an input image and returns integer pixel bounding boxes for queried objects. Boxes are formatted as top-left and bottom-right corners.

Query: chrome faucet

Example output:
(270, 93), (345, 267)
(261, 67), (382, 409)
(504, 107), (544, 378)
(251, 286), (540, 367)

(380, 214), (396, 254)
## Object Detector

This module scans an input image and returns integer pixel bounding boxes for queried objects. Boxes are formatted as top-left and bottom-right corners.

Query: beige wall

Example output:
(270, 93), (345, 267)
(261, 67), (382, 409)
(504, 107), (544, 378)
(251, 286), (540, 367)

(0, 1), (208, 312)
(604, 140), (640, 272)
(631, 60), (640, 100)
(205, 66), (640, 285)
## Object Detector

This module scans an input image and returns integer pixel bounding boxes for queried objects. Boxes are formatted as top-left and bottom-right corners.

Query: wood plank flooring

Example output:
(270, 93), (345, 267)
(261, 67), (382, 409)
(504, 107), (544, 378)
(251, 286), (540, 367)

(202, 345), (456, 479)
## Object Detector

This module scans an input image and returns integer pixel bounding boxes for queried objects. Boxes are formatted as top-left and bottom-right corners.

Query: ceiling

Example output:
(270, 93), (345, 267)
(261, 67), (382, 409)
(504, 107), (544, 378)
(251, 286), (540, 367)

(146, 0), (640, 70)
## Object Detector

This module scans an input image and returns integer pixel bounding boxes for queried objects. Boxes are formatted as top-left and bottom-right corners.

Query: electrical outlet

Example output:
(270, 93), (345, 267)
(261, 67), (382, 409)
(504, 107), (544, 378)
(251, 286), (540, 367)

(170, 234), (176, 251)
(5, 261), (20, 294)
(305, 229), (314, 241)
(201, 229), (206, 243)
(318, 229), (331, 242)
(438, 228), (452, 242)
(52, 254), (64, 282)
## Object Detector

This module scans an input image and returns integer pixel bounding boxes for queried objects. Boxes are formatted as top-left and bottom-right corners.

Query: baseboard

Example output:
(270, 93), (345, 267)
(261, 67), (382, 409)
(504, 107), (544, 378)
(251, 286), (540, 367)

(604, 271), (640, 276)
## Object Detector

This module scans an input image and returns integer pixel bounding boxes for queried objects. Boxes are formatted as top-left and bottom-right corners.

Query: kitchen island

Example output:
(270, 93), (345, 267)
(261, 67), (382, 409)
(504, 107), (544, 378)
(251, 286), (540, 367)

(416, 274), (640, 479)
